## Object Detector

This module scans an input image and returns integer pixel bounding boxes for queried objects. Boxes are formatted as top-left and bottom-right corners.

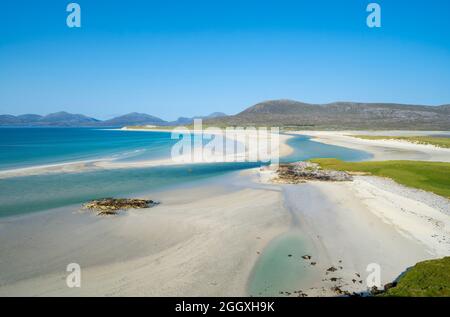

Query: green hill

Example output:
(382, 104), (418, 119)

(206, 99), (450, 130)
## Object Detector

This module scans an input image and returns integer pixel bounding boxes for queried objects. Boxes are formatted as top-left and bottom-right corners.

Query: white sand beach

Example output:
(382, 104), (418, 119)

(0, 173), (289, 296)
(0, 130), (449, 296)
(277, 176), (449, 296)
(293, 131), (450, 162)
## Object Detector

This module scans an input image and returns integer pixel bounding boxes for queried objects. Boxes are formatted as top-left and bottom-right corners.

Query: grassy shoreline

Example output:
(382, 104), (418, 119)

(381, 257), (450, 297)
(310, 158), (450, 198)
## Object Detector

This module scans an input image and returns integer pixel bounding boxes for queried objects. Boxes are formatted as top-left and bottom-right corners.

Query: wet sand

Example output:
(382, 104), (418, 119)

(1, 131), (449, 296)
(0, 172), (289, 296)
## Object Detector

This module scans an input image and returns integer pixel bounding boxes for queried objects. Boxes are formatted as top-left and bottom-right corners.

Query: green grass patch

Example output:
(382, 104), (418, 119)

(310, 159), (450, 198)
(352, 135), (450, 148)
(381, 257), (450, 297)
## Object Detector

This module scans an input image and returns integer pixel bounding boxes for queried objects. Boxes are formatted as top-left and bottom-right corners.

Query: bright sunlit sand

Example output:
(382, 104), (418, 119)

(0, 131), (448, 296)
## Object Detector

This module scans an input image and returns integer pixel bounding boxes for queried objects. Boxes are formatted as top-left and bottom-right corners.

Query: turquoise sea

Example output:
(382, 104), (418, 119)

(0, 128), (371, 217)
(0, 128), (177, 170)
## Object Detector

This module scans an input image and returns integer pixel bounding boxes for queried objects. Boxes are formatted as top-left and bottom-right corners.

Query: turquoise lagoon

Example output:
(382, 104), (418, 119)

(0, 128), (370, 217)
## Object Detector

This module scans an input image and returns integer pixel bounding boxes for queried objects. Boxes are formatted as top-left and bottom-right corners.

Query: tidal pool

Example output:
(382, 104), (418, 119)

(247, 230), (316, 297)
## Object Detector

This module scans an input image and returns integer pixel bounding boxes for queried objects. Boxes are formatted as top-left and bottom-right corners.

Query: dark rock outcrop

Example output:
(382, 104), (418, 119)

(383, 282), (397, 291)
(276, 162), (353, 183)
(83, 198), (159, 215)
(327, 266), (338, 272)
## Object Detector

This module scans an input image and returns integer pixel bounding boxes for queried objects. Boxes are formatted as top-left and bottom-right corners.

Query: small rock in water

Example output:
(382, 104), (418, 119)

(326, 266), (338, 272)
(83, 198), (159, 216)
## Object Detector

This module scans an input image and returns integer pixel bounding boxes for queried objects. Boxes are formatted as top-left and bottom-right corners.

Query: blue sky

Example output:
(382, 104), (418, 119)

(1, 0), (449, 120)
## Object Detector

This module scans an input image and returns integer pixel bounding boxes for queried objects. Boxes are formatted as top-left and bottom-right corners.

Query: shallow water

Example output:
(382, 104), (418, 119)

(0, 129), (371, 217)
(248, 135), (371, 297)
(0, 162), (260, 217)
(282, 134), (372, 162)
(0, 127), (176, 170)
(247, 230), (315, 296)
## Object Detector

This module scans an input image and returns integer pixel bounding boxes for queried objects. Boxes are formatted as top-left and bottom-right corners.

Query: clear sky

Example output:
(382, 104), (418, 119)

(1, 0), (449, 120)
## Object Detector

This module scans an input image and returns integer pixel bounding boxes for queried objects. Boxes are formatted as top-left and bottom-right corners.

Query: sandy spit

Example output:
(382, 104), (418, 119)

(291, 130), (450, 162)
(0, 131), (293, 179)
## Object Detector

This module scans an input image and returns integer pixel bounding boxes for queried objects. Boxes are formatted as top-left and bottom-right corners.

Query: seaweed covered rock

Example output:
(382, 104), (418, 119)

(83, 198), (159, 215)
(276, 161), (353, 183)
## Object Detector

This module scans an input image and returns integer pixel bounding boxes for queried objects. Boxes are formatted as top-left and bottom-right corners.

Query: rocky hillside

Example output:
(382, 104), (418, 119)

(206, 99), (450, 130)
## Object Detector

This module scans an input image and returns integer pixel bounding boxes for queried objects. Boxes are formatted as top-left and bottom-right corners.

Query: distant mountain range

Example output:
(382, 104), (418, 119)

(0, 111), (100, 126)
(205, 100), (450, 130)
(169, 112), (227, 125)
(2, 100), (450, 129)
(0, 111), (227, 127)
